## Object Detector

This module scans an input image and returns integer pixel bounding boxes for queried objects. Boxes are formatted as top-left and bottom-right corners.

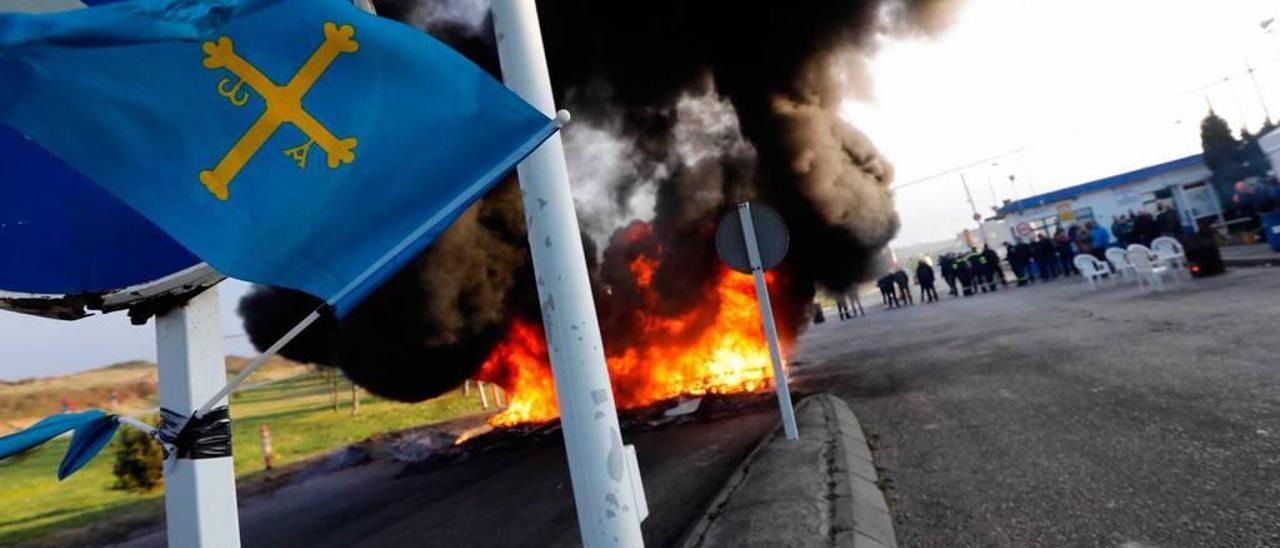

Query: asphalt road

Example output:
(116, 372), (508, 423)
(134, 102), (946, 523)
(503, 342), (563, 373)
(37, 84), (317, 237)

(117, 411), (776, 548)
(792, 268), (1280, 547)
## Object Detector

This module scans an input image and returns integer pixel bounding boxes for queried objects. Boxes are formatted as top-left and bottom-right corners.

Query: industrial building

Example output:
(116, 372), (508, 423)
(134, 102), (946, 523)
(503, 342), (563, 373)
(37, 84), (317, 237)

(996, 154), (1221, 240)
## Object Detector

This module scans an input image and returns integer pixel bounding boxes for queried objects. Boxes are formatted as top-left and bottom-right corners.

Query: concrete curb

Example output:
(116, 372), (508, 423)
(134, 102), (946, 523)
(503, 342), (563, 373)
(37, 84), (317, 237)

(678, 394), (895, 548)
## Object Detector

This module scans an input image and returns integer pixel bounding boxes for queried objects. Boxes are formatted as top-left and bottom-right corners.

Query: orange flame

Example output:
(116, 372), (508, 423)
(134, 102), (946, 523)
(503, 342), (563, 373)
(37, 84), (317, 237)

(477, 246), (785, 427)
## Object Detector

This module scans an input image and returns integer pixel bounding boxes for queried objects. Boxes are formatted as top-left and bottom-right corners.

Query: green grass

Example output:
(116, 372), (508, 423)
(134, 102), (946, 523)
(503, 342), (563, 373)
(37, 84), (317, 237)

(0, 372), (486, 544)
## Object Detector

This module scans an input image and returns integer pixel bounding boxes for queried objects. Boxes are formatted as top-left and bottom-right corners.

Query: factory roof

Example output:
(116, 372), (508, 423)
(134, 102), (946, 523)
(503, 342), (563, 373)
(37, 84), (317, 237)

(997, 153), (1205, 216)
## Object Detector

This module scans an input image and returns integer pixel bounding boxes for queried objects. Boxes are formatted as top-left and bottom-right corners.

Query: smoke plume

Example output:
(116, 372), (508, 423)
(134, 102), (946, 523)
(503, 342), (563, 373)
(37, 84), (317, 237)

(238, 0), (962, 401)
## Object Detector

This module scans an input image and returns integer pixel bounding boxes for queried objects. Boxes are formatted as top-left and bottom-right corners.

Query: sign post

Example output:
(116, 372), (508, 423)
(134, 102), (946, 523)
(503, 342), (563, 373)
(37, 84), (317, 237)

(714, 203), (798, 441)
(154, 286), (241, 548)
(491, 1), (647, 546)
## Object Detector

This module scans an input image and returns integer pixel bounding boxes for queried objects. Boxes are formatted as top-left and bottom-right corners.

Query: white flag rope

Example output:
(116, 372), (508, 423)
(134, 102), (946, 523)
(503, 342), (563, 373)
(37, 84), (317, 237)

(100, 302), (323, 472)
(194, 308), (324, 418)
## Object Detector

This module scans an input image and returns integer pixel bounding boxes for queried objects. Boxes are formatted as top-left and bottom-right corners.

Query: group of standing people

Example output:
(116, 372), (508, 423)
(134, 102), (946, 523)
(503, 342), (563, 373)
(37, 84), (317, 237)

(1107, 204), (1182, 251)
(834, 289), (866, 320)
(877, 258), (944, 309)
(1003, 231), (1079, 286)
(875, 270), (911, 309)
(937, 246), (1004, 297)
(828, 204), (1189, 318)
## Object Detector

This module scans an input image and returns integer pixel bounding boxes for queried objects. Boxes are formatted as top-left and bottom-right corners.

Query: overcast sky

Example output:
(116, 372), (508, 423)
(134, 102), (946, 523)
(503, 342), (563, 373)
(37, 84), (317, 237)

(3, 0), (1279, 379)
(0, 281), (256, 380)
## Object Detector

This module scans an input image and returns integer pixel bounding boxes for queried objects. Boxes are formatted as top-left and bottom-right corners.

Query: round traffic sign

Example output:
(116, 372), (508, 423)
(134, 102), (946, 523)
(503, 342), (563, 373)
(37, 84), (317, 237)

(715, 203), (789, 274)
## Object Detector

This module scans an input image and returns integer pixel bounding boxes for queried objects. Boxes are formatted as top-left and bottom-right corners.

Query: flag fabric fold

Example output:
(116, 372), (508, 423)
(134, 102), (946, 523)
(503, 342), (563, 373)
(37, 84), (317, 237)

(0, 125), (200, 296)
(0, 0), (557, 316)
(59, 411), (122, 479)
(0, 410), (121, 480)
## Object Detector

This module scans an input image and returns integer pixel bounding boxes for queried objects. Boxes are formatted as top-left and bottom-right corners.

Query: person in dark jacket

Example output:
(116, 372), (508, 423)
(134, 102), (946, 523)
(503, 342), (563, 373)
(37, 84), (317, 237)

(1034, 234), (1057, 281)
(1013, 238), (1035, 285)
(1155, 203), (1182, 236)
(878, 274), (900, 309)
(955, 254), (974, 296)
(1004, 242), (1025, 285)
(1112, 214), (1135, 248)
(846, 289), (866, 317)
(893, 269), (913, 306)
(939, 254), (958, 297)
(1054, 228), (1076, 276)
(916, 260), (938, 303)
(982, 245), (1006, 287)
(1132, 210), (1158, 247)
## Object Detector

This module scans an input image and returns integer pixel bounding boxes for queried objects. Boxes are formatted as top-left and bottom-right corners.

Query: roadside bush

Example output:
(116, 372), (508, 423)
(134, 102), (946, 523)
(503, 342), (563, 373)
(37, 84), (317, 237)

(112, 417), (164, 492)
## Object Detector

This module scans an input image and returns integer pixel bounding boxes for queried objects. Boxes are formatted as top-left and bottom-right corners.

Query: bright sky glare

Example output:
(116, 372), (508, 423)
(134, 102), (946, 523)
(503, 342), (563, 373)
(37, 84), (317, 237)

(3, 0), (1279, 379)
(845, 0), (1280, 247)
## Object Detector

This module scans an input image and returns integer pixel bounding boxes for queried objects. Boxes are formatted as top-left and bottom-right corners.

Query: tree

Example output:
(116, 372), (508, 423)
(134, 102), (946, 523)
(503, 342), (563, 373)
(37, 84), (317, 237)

(112, 418), (165, 492)
(1201, 110), (1238, 173)
(1200, 110), (1274, 222)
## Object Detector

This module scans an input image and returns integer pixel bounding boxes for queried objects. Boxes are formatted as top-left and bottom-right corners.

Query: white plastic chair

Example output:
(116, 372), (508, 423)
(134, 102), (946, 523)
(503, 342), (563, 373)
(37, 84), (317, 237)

(1073, 254), (1111, 290)
(1126, 244), (1178, 292)
(1150, 236), (1187, 271)
(1105, 247), (1136, 282)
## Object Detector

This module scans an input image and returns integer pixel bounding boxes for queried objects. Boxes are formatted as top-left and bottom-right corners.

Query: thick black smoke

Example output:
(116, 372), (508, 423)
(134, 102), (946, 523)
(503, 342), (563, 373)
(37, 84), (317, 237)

(239, 0), (961, 401)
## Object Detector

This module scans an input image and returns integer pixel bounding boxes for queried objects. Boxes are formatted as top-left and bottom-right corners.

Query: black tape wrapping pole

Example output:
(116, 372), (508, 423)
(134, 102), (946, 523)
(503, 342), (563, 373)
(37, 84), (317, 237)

(157, 407), (232, 460)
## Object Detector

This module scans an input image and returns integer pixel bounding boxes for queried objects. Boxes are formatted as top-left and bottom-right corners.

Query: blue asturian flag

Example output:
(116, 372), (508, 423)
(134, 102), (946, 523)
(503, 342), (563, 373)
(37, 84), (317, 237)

(0, 0), (557, 316)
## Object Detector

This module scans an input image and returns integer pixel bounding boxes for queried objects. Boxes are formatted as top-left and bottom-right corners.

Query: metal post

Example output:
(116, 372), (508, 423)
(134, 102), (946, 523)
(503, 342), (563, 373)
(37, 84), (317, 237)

(491, 1), (646, 545)
(330, 371), (339, 412)
(492, 384), (505, 408)
(154, 287), (240, 548)
(961, 173), (988, 246)
(260, 425), (273, 471)
(737, 204), (799, 441)
(477, 380), (490, 410)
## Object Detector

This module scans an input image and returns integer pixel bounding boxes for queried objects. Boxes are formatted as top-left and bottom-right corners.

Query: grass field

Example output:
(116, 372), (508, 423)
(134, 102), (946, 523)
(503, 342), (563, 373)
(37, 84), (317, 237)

(0, 357), (308, 432)
(0, 371), (487, 545)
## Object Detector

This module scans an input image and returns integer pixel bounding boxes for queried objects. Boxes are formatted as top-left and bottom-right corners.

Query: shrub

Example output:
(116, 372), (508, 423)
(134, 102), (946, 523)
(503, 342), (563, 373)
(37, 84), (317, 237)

(112, 417), (165, 492)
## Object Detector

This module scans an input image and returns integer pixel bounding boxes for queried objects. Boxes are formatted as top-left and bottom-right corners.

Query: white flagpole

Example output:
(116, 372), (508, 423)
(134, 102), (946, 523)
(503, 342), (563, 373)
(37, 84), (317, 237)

(154, 286), (241, 548)
(490, 1), (647, 546)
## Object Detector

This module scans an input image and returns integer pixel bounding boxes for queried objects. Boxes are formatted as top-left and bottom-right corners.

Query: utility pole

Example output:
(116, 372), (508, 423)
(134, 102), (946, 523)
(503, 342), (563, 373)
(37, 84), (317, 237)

(1245, 58), (1273, 125)
(960, 173), (988, 247)
(491, 1), (647, 546)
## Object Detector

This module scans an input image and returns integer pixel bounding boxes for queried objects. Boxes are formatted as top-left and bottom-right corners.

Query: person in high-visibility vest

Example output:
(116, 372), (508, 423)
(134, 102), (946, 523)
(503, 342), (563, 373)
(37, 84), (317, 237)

(961, 249), (984, 294)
